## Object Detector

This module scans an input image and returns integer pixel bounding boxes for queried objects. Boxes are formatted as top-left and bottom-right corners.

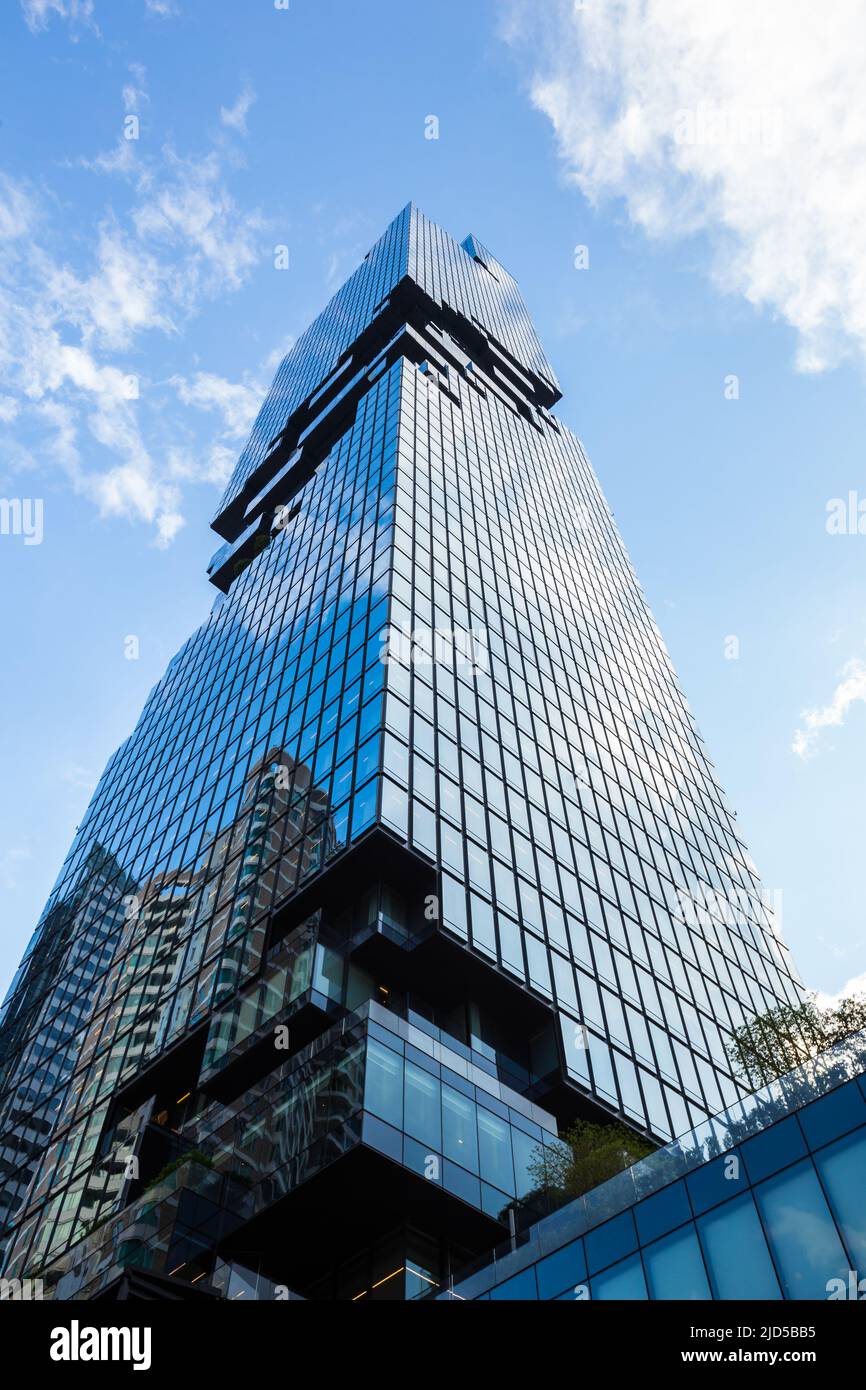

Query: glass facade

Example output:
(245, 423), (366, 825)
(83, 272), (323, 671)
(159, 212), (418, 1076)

(440, 1031), (866, 1301)
(28, 1001), (560, 1301)
(0, 205), (805, 1299)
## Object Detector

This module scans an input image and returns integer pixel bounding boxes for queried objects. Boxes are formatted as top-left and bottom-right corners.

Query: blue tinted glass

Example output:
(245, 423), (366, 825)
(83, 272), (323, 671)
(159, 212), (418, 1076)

(480, 1183), (511, 1224)
(697, 1193), (782, 1300)
(443, 1159), (481, 1208)
(643, 1227), (711, 1300)
(754, 1159), (850, 1299)
(511, 1126), (539, 1201)
(634, 1180), (691, 1245)
(741, 1117), (807, 1184)
(364, 1039), (403, 1129)
(490, 1267), (539, 1301)
(686, 1149), (749, 1215)
(402, 1135), (442, 1184)
(813, 1127), (866, 1269)
(404, 1060), (441, 1150)
(350, 778), (378, 836)
(798, 1082), (866, 1151)
(478, 1108), (514, 1194)
(591, 1253), (648, 1300)
(536, 1238), (586, 1300)
(584, 1211), (638, 1275)
(442, 1085), (478, 1173)
(361, 1112), (402, 1163)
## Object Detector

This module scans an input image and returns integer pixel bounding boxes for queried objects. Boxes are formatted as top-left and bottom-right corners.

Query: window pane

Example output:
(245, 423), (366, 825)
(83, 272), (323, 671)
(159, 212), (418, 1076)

(364, 1039), (403, 1129)
(512, 1127), (539, 1200)
(442, 1085), (478, 1172)
(592, 1253), (648, 1300)
(404, 1061), (441, 1150)
(813, 1128), (866, 1270)
(754, 1159), (850, 1300)
(490, 1268), (538, 1300)
(536, 1238), (586, 1300)
(643, 1227), (711, 1300)
(799, 1081), (866, 1151)
(478, 1107), (514, 1194)
(697, 1193), (782, 1300)
(584, 1211), (637, 1275)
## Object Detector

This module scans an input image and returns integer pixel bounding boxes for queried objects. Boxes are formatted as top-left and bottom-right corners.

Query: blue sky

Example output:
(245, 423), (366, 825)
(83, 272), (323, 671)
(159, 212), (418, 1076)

(1, 0), (865, 1003)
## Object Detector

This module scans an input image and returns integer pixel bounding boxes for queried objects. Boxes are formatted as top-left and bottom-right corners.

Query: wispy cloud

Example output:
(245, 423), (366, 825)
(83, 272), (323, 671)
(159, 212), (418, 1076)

(20, 0), (95, 33)
(0, 85), (267, 545)
(133, 151), (264, 292)
(21, 0), (174, 29)
(170, 371), (262, 438)
(220, 83), (256, 136)
(122, 62), (148, 114)
(793, 657), (866, 758)
(504, 0), (866, 373)
(0, 174), (35, 240)
(167, 370), (267, 489)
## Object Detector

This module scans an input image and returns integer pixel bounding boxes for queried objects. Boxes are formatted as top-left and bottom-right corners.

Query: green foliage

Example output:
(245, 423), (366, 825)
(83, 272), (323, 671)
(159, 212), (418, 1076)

(527, 1118), (655, 1206)
(141, 1147), (214, 1194)
(727, 993), (866, 1089)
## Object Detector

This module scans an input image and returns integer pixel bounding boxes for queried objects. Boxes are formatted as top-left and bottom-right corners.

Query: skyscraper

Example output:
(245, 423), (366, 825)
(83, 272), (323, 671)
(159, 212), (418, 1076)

(0, 205), (805, 1302)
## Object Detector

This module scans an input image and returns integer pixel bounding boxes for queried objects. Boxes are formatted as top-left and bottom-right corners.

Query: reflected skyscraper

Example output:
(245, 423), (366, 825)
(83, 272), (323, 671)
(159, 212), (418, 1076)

(0, 206), (804, 1300)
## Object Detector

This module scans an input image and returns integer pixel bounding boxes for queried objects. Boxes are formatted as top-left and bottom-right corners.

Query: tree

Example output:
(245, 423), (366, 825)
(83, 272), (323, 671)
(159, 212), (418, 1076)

(727, 993), (866, 1090)
(527, 1118), (655, 1209)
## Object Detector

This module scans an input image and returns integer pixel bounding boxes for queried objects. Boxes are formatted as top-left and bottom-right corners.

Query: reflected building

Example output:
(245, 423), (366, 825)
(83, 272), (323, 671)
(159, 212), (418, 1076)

(0, 206), (813, 1300)
(0, 844), (134, 1259)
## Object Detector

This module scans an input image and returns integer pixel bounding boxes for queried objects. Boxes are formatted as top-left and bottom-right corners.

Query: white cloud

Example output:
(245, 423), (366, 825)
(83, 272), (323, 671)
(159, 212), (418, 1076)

(167, 371), (265, 489)
(20, 0), (94, 32)
(79, 138), (140, 181)
(42, 225), (173, 351)
(504, 0), (866, 372)
(22, 0), (173, 30)
(220, 84), (256, 136)
(123, 62), (148, 113)
(0, 103), (266, 544)
(170, 371), (261, 438)
(34, 397), (181, 547)
(76, 66), (148, 179)
(793, 657), (866, 758)
(133, 151), (264, 294)
(815, 972), (866, 1009)
(0, 173), (36, 240)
